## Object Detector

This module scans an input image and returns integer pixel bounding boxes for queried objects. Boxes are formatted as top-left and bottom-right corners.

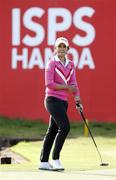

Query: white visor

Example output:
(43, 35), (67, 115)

(55, 37), (69, 47)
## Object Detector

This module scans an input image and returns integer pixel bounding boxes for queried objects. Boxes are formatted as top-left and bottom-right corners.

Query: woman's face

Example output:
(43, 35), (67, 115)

(55, 43), (69, 57)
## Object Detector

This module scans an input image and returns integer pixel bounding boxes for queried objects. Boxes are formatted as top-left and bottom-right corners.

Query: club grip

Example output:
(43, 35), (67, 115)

(76, 102), (80, 107)
(76, 102), (83, 112)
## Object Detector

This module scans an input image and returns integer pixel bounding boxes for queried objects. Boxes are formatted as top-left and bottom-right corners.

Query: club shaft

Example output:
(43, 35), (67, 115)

(80, 111), (103, 164)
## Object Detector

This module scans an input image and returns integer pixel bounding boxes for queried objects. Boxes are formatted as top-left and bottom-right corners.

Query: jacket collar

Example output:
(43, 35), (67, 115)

(54, 55), (70, 67)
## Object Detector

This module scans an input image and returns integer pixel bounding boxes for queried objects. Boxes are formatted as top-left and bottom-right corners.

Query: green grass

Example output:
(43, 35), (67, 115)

(0, 116), (116, 172)
(0, 117), (48, 139)
(0, 137), (116, 171)
(0, 116), (116, 139)
(70, 121), (116, 138)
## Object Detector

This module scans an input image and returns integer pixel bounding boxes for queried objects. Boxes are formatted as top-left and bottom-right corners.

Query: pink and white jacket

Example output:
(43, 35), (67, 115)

(45, 55), (80, 101)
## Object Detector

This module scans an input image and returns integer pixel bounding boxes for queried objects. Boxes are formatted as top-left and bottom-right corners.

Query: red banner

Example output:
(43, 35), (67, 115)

(0, 0), (116, 122)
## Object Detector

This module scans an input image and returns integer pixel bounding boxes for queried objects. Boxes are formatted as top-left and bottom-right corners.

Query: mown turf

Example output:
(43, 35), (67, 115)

(0, 116), (116, 172)
(0, 137), (116, 171)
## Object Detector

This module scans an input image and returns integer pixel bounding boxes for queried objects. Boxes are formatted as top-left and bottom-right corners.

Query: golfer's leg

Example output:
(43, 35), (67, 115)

(40, 116), (58, 162)
(52, 102), (70, 160)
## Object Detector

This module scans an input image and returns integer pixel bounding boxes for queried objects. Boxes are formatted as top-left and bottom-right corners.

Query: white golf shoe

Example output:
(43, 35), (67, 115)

(51, 159), (65, 171)
(39, 162), (53, 170)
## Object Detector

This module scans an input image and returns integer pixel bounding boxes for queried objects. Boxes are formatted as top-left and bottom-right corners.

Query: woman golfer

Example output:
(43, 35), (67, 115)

(39, 37), (83, 171)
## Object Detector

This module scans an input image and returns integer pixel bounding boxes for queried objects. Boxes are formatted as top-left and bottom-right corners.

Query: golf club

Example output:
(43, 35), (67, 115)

(76, 103), (109, 166)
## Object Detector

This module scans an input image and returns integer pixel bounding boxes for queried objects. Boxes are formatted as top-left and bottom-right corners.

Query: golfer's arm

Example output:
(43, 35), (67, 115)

(46, 83), (68, 90)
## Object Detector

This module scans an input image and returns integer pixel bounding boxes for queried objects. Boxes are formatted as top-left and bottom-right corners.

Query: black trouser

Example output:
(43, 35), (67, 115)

(40, 96), (70, 162)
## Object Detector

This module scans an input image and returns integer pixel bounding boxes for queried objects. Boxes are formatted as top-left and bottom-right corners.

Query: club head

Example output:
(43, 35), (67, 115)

(100, 163), (109, 166)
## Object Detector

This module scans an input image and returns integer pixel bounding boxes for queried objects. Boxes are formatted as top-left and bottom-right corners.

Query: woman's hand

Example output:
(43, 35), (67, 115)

(74, 96), (83, 112)
(68, 85), (77, 93)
